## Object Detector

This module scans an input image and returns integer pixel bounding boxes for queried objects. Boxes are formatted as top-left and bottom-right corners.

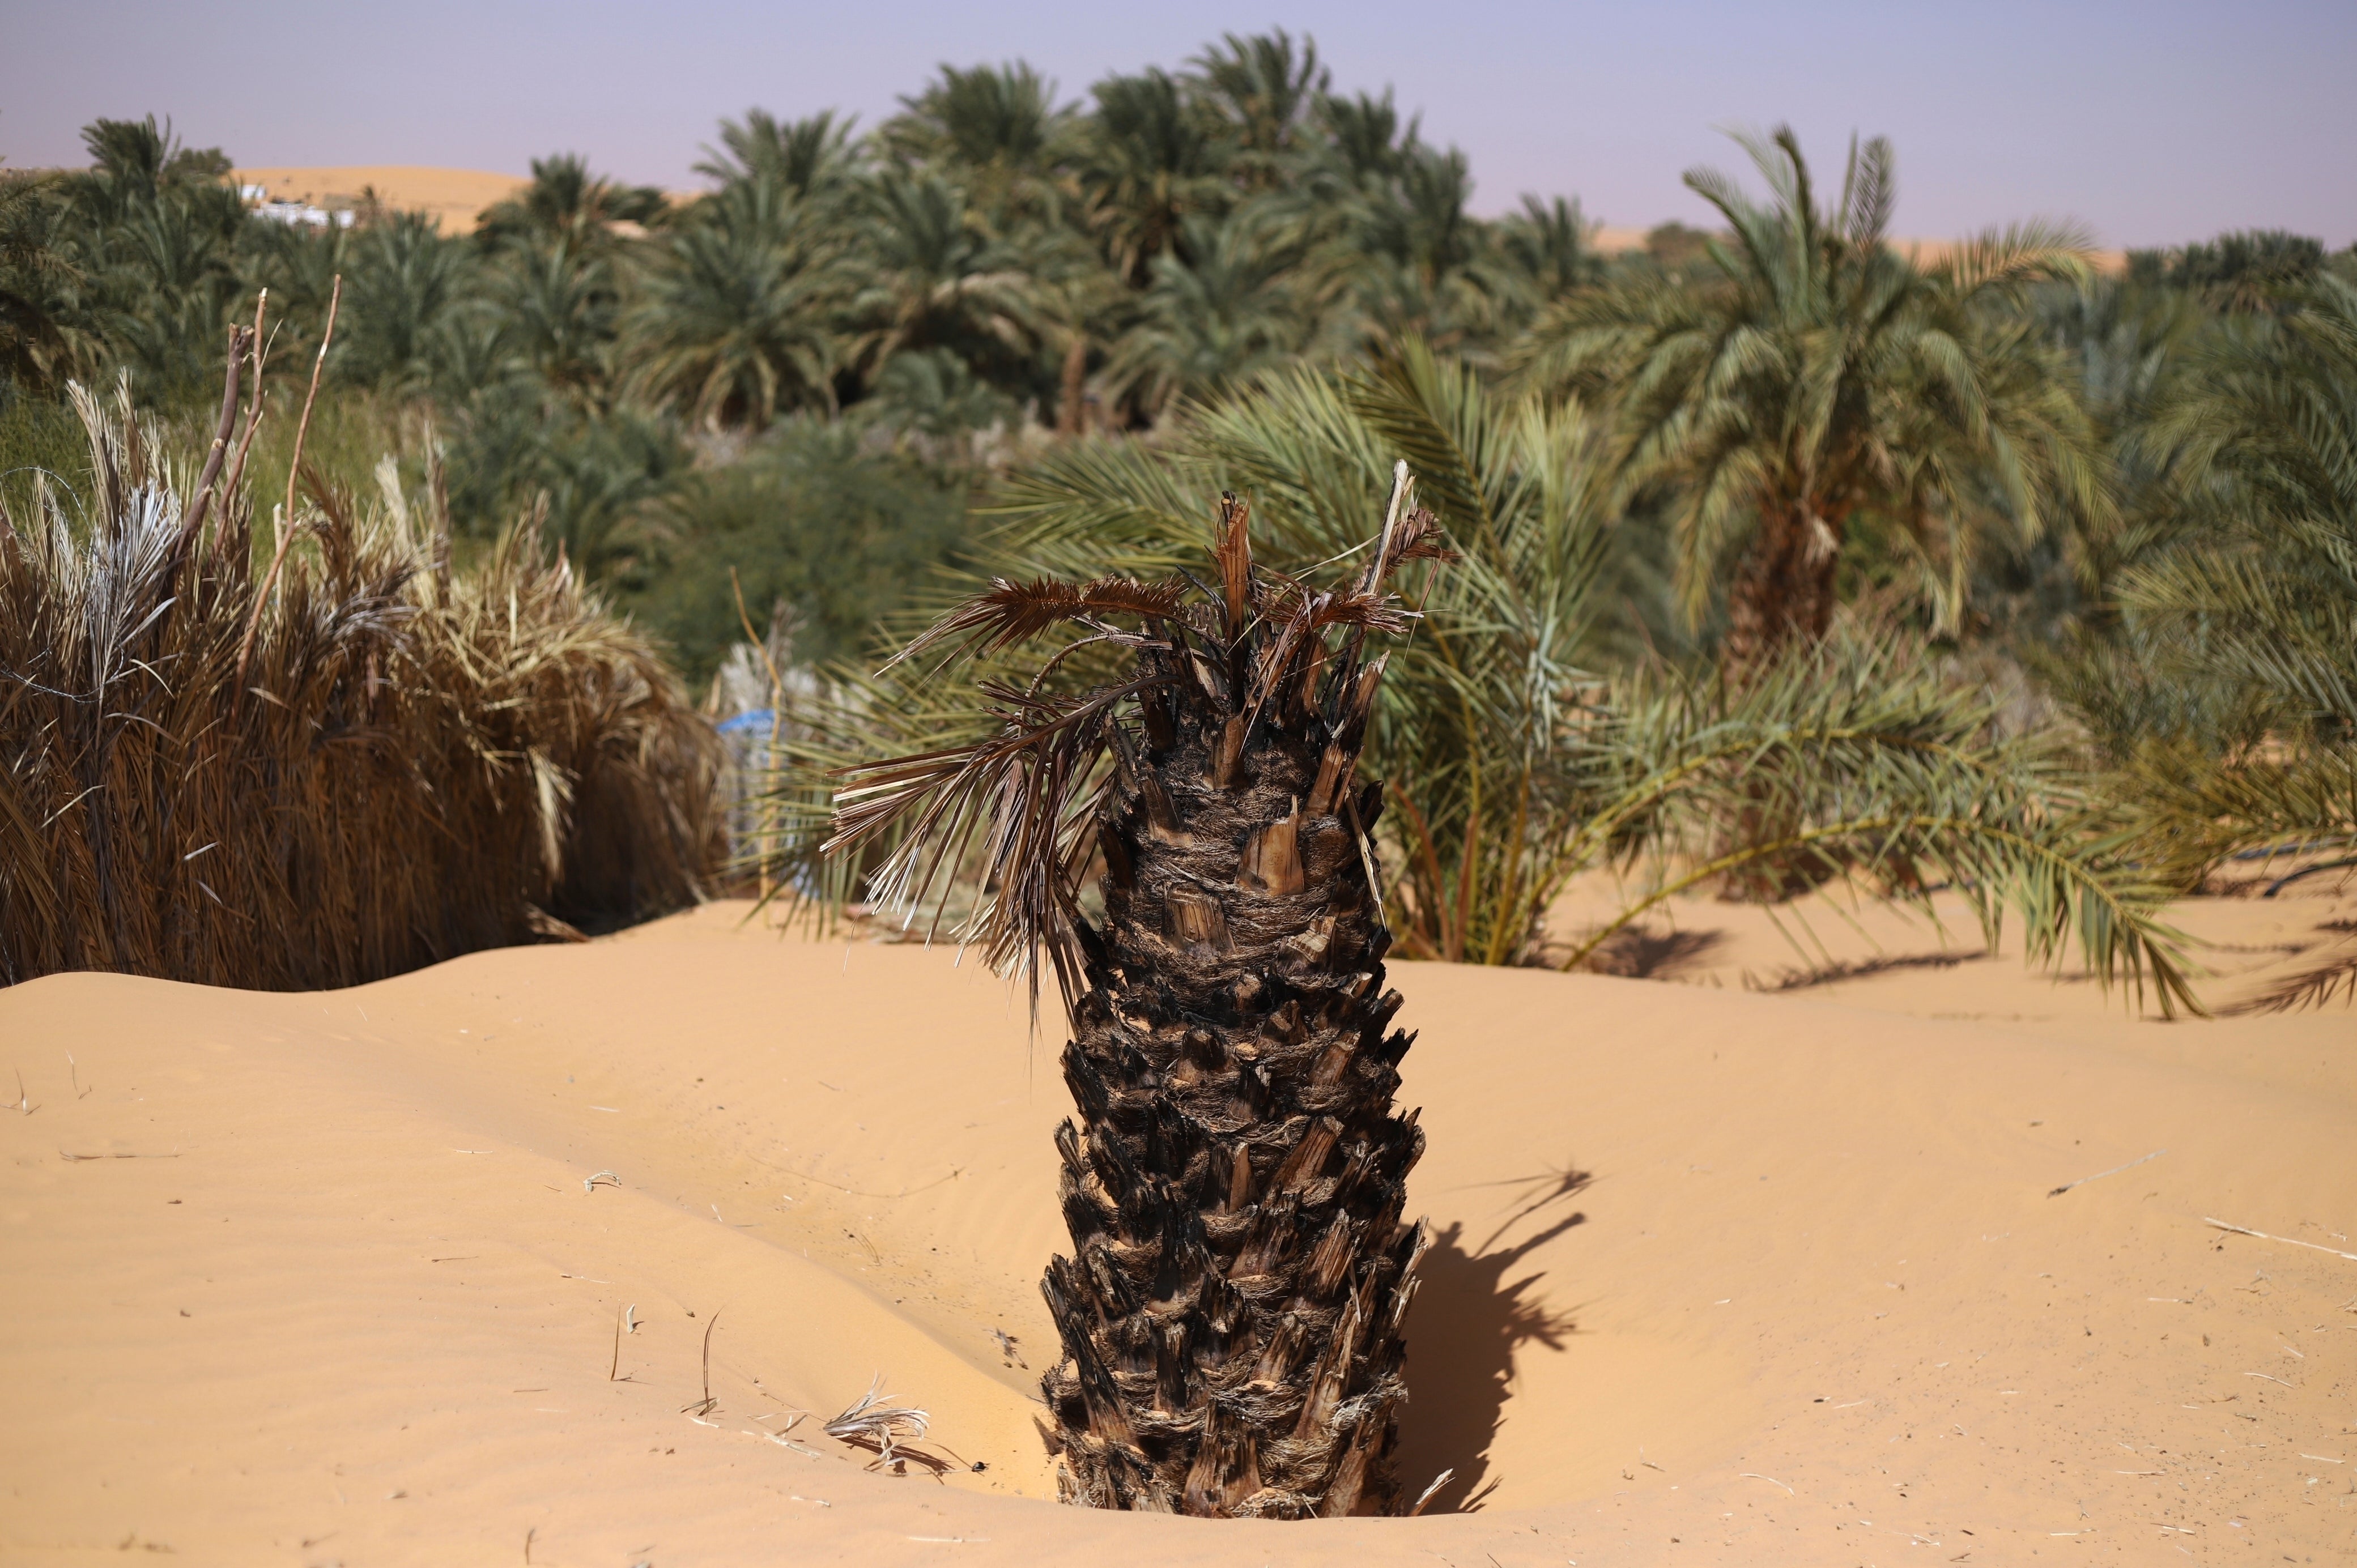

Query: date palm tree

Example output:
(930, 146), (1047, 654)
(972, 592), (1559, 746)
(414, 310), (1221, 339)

(1189, 29), (1328, 191)
(1516, 126), (2104, 671)
(696, 109), (861, 203)
(882, 62), (1073, 183)
(476, 154), (666, 253)
(626, 177), (843, 429)
(826, 474), (1457, 1517)
(845, 171), (1044, 396)
(2092, 271), (2357, 896)
(0, 167), (79, 391)
(1099, 211), (1309, 417)
(1494, 195), (1602, 322)
(863, 340), (2193, 995)
(488, 239), (616, 406)
(1080, 69), (1231, 288)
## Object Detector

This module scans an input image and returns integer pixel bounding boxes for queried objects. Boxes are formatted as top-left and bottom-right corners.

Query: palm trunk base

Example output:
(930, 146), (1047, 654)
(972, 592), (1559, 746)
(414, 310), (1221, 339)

(1037, 695), (1429, 1517)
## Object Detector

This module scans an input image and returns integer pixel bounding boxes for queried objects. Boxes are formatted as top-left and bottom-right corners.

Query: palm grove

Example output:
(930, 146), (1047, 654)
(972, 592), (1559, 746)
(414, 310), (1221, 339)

(7, 30), (2354, 989)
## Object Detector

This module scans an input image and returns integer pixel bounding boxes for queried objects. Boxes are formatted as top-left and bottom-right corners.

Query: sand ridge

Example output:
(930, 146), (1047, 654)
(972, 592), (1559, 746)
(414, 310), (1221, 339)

(2, 897), (2352, 1564)
(232, 167), (530, 233)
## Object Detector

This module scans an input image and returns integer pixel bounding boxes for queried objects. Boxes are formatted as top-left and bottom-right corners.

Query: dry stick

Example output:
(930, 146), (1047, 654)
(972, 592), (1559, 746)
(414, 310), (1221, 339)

(2205, 1218), (2357, 1263)
(172, 325), (253, 556)
(220, 291), (269, 502)
(236, 274), (341, 694)
(608, 1306), (635, 1382)
(682, 1309), (721, 1416)
(2048, 1148), (2166, 1198)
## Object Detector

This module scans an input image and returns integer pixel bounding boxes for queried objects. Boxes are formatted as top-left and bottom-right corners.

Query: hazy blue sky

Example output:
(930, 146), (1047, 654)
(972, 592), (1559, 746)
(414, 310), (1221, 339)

(5, 0), (2351, 248)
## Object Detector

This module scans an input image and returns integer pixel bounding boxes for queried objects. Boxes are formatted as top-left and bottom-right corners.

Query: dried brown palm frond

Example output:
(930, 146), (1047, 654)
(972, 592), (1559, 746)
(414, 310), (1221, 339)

(890, 575), (1191, 671)
(828, 484), (1436, 1017)
(822, 1376), (932, 1467)
(0, 346), (723, 990)
(828, 673), (1156, 1016)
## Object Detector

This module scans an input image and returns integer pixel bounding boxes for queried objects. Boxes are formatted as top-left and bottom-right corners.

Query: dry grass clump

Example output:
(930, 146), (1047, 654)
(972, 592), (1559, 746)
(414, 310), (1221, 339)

(0, 372), (722, 990)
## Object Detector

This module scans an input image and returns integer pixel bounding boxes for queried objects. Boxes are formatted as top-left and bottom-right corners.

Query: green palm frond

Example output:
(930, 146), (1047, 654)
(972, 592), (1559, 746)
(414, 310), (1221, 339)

(1549, 626), (2199, 1017)
(1511, 129), (2102, 661)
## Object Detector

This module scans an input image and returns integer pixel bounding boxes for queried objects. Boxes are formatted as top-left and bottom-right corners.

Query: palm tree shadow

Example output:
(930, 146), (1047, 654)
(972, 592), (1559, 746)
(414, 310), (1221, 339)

(1395, 1166), (1590, 1512)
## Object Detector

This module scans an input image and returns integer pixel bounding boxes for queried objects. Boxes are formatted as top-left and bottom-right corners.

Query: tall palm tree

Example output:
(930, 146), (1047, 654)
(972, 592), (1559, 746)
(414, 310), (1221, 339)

(1079, 69), (1231, 288)
(2125, 270), (2357, 739)
(626, 179), (843, 429)
(53, 117), (247, 395)
(1493, 195), (1602, 318)
(2132, 229), (2327, 316)
(334, 211), (477, 397)
(1327, 142), (1503, 354)
(696, 109), (862, 202)
(882, 62), (1074, 180)
(1099, 212), (1308, 417)
(491, 238), (619, 407)
(2017, 272), (2207, 634)
(1311, 92), (1413, 186)
(845, 171), (1043, 395)
(476, 154), (666, 253)
(1189, 30), (1328, 190)
(1516, 127), (2104, 670)
(0, 167), (80, 391)
(827, 477), (1454, 1516)
(2101, 273), (2357, 888)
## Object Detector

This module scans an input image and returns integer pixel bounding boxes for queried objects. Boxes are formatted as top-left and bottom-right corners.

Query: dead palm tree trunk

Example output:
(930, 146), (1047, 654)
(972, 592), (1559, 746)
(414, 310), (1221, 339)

(828, 471), (1456, 1517)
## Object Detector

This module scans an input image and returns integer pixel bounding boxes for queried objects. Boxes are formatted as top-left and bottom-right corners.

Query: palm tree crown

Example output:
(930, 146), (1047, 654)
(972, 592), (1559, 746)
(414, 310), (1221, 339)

(1517, 126), (2103, 668)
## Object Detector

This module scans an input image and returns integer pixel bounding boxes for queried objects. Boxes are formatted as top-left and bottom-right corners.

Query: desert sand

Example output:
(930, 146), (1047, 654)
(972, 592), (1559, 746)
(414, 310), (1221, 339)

(3, 878), (2352, 1565)
(232, 167), (529, 233)
(1586, 224), (2130, 275)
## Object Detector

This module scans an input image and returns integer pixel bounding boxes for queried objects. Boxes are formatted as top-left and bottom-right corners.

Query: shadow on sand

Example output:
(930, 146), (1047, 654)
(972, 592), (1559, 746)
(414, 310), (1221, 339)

(1394, 1165), (1591, 1511)
(1577, 926), (1726, 980)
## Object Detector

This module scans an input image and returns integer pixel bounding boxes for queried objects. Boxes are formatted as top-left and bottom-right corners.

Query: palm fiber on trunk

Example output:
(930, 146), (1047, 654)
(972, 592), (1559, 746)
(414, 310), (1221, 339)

(1043, 627), (1427, 1518)
(829, 479), (1453, 1517)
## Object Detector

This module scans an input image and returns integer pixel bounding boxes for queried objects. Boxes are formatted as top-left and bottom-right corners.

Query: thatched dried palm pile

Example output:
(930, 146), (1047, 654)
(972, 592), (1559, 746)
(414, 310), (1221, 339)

(0, 363), (721, 990)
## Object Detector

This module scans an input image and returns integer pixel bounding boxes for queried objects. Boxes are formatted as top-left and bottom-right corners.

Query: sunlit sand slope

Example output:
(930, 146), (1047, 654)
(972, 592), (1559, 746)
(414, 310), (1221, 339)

(2, 900), (2350, 1565)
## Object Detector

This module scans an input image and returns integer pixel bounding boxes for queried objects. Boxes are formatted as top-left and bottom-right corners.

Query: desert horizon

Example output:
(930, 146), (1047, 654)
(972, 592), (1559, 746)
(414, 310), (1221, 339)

(220, 163), (2137, 270)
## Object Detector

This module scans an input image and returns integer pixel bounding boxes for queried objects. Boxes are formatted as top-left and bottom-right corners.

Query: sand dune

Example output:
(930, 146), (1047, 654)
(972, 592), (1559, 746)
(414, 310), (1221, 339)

(1588, 223), (2130, 274)
(232, 166), (528, 233)
(3, 890), (2352, 1565)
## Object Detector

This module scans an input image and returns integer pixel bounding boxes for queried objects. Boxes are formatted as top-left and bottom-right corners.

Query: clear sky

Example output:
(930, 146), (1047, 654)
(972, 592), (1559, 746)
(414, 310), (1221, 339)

(5, 0), (2352, 249)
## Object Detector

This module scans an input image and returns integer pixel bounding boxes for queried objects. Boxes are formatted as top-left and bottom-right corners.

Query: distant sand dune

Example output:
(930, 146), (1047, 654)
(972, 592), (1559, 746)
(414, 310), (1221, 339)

(1590, 220), (2129, 273)
(227, 165), (2127, 269)
(232, 165), (528, 234)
